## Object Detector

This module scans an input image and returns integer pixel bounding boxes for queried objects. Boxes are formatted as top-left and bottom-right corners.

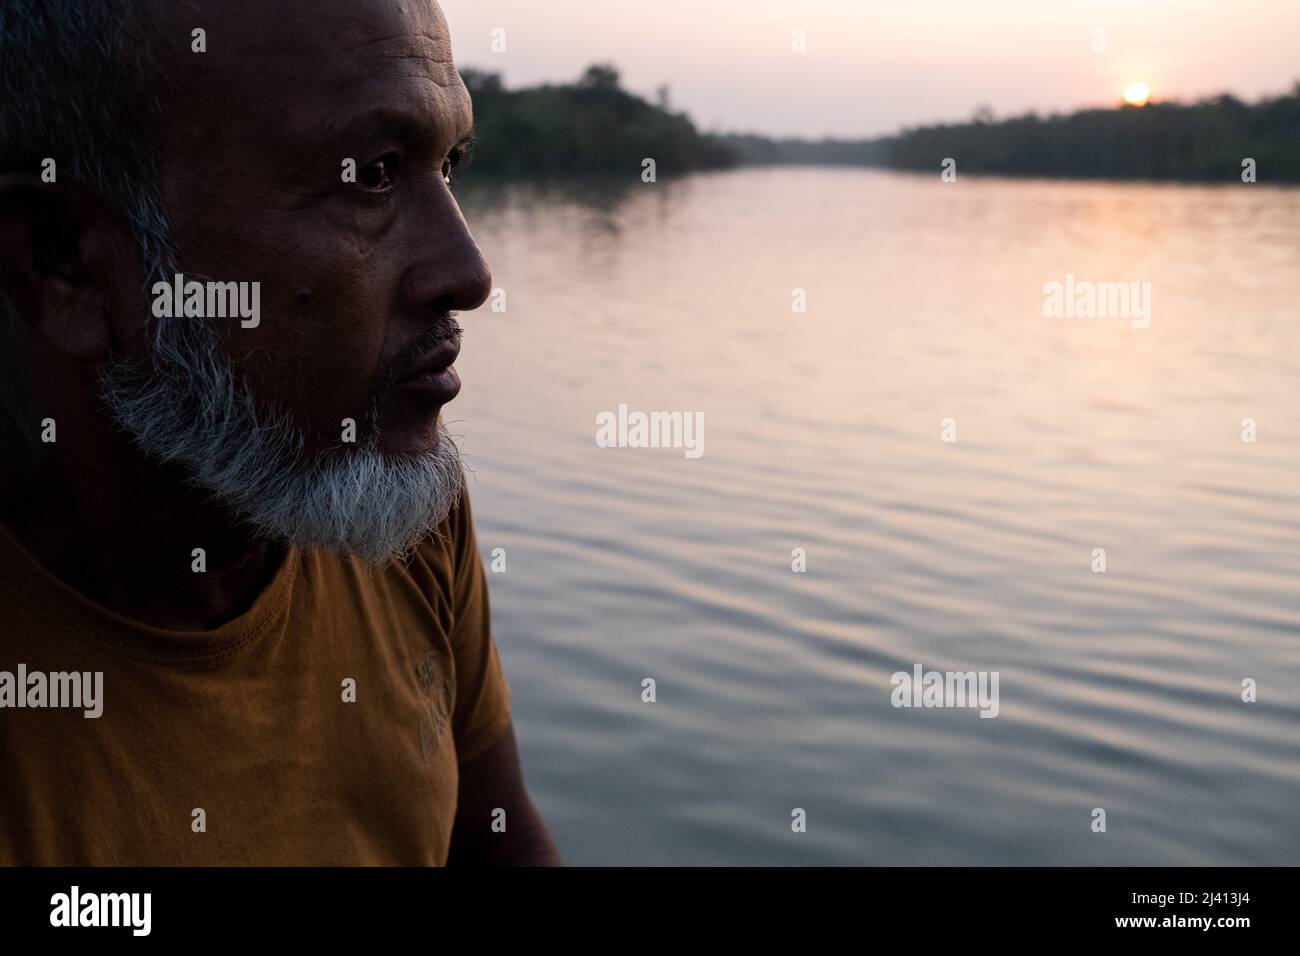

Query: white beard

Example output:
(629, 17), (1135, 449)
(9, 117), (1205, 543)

(96, 303), (465, 567)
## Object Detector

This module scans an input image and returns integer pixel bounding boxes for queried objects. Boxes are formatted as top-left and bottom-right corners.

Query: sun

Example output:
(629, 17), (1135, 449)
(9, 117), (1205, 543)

(1122, 81), (1151, 107)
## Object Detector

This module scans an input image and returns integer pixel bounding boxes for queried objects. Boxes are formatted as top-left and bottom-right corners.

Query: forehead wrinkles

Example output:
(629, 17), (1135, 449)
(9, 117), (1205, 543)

(157, 3), (466, 176)
(327, 22), (459, 90)
(253, 11), (466, 136)
(151, 0), (451, 72)
(324, 19), (470, 143)
(322, 30), (471, 148)
(162, 0), (457, 97)
(248, 7), (459, 95)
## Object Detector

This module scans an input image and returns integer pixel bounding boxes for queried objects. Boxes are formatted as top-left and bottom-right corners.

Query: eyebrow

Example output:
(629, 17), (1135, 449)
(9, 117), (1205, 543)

(452, 127), (477, 154)
(326, 107), (474, 157)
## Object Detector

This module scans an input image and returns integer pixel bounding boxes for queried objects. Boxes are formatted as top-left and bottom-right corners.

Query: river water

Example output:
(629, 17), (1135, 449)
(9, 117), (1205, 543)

(453, 167), (1300, 865)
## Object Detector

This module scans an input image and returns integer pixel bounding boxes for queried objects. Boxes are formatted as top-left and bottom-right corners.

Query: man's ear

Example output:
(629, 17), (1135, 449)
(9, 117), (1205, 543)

(0, 174), (141, 362)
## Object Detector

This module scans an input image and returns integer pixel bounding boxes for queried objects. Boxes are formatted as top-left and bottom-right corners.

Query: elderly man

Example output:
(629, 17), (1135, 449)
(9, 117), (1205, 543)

(0, 0), (559, 865)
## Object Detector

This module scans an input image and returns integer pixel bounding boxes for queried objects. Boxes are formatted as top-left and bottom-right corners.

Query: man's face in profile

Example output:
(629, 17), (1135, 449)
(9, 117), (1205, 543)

(99, 0), (491, 563)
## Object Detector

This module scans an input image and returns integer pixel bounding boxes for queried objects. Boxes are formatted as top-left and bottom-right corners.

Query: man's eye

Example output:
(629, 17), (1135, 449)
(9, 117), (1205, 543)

(442, 146), (465, 186)
(358, 154), (401, 191)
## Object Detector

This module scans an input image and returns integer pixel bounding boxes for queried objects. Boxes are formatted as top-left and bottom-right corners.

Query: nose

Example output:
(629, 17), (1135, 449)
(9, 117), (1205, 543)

(400, 184), (493, 317)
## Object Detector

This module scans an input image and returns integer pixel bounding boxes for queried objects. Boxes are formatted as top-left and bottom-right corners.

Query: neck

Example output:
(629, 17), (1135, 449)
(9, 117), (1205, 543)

(0, 426), (284, 631)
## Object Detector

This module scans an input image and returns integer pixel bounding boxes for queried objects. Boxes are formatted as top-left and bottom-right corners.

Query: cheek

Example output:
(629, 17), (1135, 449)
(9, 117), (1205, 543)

(224, 275), (390, 436)
(176, 195), (400, 441)
(169, 184), (400, 442)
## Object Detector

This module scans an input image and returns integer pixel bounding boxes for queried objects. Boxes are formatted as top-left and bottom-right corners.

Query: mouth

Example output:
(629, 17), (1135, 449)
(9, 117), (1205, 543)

(393, 340), (462, 405)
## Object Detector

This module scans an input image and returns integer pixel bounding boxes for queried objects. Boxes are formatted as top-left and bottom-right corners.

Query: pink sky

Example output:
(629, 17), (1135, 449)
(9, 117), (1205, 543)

(441, 0), (1300, 137)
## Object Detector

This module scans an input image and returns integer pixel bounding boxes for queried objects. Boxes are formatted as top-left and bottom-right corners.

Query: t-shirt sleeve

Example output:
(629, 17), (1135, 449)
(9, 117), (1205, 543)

(447, 488), (513, 765)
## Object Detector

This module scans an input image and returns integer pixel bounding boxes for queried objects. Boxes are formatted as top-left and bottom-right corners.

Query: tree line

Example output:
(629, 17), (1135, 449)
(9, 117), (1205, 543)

(459, 65), (732, 176)
(460, 66), (1300, 183)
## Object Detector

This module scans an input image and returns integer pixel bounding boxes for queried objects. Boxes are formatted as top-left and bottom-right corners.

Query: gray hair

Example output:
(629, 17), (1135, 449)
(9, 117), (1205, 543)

(0, 0), (177, 458)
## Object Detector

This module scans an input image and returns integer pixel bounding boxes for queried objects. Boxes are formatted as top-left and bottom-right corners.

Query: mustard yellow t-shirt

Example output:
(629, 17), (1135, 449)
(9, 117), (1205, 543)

(0, 489), (511, 865)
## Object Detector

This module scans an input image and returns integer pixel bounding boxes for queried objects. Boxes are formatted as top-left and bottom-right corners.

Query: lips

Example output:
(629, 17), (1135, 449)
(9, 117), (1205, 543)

(393, 339), (462, 404)
(397, 341), (460, 382)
